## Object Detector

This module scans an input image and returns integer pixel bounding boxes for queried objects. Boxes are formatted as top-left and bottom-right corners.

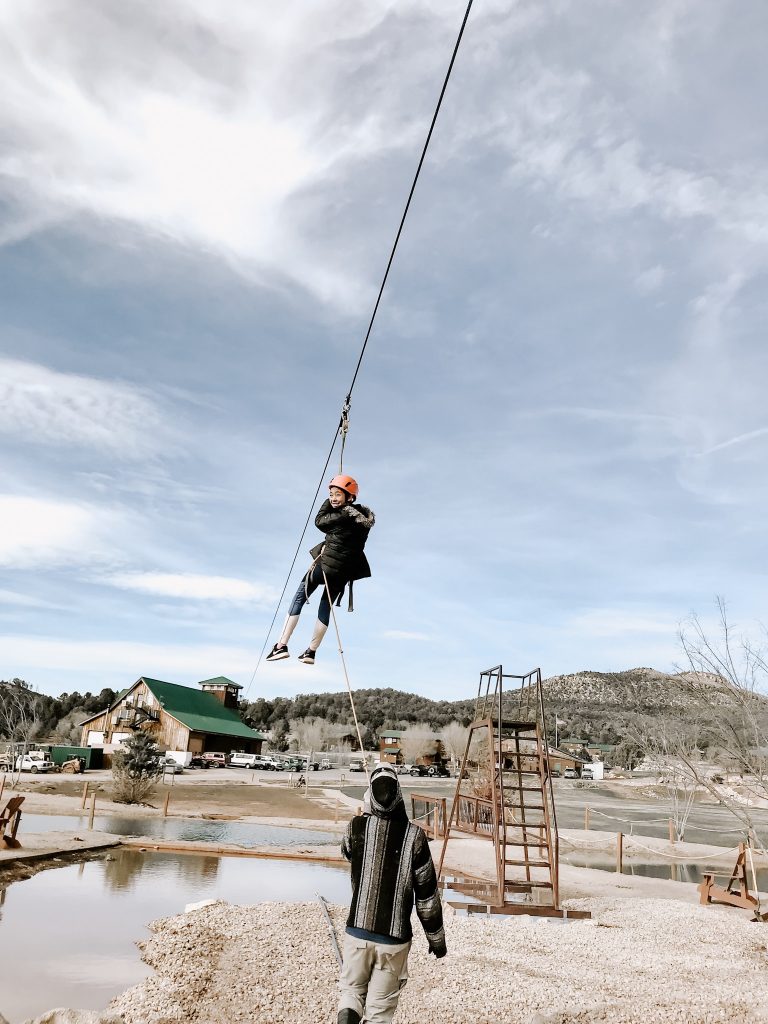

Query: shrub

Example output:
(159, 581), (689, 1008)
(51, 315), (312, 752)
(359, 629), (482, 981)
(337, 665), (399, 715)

(111, 731), (163, 804)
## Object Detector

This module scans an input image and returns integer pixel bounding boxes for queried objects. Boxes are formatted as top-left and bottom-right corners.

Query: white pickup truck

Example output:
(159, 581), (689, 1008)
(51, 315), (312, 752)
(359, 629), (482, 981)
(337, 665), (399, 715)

(16, 751), (55, 773)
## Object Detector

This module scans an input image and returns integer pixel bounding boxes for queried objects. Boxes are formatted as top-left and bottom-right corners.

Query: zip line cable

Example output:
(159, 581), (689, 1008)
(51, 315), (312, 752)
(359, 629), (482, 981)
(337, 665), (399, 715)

(244, 0), (475, 699)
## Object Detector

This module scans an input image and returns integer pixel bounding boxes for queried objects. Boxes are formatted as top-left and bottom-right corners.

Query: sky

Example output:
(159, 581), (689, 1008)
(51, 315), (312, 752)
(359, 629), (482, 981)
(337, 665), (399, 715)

(1, 0), (767, 702)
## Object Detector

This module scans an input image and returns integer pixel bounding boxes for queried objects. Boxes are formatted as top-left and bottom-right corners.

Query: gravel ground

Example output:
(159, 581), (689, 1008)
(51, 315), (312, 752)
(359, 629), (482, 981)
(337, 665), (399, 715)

(108, 897), (768, 1024)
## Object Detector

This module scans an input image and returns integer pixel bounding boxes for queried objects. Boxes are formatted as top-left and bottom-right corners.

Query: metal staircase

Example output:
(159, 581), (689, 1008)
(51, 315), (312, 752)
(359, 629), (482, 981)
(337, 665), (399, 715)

(437, 665), (589, 919)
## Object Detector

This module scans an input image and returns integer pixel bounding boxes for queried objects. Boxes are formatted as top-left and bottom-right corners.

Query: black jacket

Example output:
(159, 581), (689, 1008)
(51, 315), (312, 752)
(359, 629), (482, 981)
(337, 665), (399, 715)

(342, 769), (446, 951)
(310, 499), (374, 582)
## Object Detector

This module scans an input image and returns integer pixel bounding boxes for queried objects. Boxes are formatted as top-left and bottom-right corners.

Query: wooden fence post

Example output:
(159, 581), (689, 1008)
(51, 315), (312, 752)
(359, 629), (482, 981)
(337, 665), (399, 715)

(668, 818), (675, 845)
(616, 831), (623, 874)
(88, 792), (96, 831)
(81, 781), (89, 809)
(163, 792), (171, 817)
(584, 806), (591, 831)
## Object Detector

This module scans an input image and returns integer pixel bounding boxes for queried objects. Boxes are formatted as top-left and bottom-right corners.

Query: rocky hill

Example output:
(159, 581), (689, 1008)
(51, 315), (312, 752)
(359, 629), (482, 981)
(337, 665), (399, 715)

(541, 667), (731, 713)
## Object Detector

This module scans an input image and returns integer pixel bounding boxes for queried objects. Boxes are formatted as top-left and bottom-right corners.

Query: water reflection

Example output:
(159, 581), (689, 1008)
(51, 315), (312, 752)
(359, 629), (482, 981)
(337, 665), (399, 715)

(21, 812), (337, 847)
(100, 847), (220, 892)
(0, 850), (350, 1024)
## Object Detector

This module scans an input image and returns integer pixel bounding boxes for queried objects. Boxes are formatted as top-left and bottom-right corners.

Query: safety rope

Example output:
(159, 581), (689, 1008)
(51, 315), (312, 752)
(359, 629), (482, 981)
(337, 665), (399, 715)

(589, 809), (671, 825)
(244, 0), (475, 700)
(588, 806), (751, 834)
(322, 566), (369, 783)
(746, 845), (764, 917)
(622, 836), (746, 863)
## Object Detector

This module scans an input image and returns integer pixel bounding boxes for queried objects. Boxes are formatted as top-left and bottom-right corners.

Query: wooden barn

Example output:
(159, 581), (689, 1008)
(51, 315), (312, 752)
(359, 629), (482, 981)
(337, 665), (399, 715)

(79, 675), (266, 756)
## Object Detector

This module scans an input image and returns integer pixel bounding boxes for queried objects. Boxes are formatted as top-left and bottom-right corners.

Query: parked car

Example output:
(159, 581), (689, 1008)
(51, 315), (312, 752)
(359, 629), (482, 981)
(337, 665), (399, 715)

(230, 752), (261, 769)
(348, 757), (365, 773)
(201, 752), (230, 768)
(563, 768), (579, 779)
(161, 757), (184, 775)
(397, 763), (414, 775)
(410, 763), (450, 778)
(188, 755), (210, 769)
(15, 751), (55, 774)
(259, 756), (284, 770)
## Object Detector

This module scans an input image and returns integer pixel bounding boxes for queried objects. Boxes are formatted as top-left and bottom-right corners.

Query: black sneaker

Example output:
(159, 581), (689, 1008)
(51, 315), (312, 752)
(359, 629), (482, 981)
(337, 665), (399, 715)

(266, 643), (289, 662)
(298, 648), (315, 665)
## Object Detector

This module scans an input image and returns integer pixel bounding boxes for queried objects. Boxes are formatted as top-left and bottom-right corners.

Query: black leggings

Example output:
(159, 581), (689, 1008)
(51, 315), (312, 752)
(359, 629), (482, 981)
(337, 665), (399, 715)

(287, 564), (344, 627)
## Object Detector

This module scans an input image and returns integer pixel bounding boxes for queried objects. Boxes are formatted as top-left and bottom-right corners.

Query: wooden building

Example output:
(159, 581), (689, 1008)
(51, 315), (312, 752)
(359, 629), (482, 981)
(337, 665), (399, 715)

(378, 728), (443, 766)
(79, 675), (266, 756)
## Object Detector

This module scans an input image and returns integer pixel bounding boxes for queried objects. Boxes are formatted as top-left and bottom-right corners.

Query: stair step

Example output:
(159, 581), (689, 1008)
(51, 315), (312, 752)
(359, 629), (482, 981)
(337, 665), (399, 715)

(504, 879), (554, 889)
(504, 804), (545, 812)
(504, 858), (552, 868)
(503, 840), (548, 848)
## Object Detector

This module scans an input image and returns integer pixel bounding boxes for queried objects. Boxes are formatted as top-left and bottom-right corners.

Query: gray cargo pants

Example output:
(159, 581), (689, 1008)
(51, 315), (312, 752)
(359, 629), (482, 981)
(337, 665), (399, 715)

(338, 933), (411, 1024)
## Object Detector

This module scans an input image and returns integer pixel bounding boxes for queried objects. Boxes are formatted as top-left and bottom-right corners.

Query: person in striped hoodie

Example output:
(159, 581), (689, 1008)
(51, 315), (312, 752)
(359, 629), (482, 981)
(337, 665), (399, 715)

(338, 763), (446, 1024)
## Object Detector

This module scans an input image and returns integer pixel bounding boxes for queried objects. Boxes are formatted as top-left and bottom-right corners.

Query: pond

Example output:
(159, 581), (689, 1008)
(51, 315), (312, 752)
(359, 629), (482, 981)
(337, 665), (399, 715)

(0, 849), (350, 1024)
(561, 849), (768, 888)
(20, 812), (338, 847)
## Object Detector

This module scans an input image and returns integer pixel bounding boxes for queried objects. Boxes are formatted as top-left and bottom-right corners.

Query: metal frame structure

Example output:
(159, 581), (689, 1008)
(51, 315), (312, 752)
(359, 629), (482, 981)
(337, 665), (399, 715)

(436, 665), (590, 919)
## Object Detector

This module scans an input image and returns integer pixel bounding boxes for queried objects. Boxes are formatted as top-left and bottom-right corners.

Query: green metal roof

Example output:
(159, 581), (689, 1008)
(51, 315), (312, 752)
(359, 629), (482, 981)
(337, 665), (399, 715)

(380, 730), (404, 739)
(140, 677), (265, 740)
(198, 676), (242, 689)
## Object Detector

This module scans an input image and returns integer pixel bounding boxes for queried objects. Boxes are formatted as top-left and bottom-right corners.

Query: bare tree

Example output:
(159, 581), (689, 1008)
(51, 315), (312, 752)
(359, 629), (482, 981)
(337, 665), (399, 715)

(675, 598), (768, 846)
(0, 679), (44, 785)
(400, 724), (437, 765)
(629, 716), (702, 841)
(440, 721), (469, 768)
(289, 716), (329, 754)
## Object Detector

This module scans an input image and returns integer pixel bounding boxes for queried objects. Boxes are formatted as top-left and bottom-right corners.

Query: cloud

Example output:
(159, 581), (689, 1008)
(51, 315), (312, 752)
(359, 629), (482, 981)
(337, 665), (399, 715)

(0, 633), (339, 692)
(106, 571), (278, 605)
(635, 265), (666, 293)
(0, 588), (59, 609)
(567, 608), (677, 639)
(0, 357), (170, 457)
(0, 495), (115, 567)
(0, 0), (441, 308)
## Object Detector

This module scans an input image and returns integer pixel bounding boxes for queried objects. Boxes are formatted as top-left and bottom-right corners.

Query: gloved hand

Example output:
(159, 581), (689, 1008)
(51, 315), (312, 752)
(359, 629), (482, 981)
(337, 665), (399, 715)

(428, 943), (447, 959)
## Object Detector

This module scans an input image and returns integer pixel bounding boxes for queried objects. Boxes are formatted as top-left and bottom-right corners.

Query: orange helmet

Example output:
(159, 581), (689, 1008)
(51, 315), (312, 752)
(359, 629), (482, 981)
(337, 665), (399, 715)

(329, 474), (358, 498)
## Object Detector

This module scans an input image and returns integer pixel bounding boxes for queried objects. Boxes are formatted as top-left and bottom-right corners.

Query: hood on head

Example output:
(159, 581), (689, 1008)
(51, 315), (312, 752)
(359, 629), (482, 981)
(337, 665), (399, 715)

(368, 764), (404, 818)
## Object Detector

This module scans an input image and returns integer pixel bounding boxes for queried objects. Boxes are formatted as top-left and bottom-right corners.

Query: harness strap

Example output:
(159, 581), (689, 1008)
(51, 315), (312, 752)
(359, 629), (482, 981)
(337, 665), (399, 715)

(311, 544), (354, 612)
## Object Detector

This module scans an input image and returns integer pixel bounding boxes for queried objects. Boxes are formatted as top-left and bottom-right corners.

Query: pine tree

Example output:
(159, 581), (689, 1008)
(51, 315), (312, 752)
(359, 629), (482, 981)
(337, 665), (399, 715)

(112, 730), (162, 804)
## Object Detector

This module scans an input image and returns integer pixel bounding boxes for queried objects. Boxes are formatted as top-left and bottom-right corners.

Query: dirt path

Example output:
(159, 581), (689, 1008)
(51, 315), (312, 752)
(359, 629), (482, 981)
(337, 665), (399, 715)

(7, 772), (355, 821)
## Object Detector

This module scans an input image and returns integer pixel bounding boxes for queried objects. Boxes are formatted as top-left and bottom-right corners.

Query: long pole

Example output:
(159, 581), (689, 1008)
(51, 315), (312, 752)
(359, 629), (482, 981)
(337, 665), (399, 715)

(616, 831), (623, 874)
(316, 893), (342, 967)
(81, 781), (88, 809)
(88, 792), (96, 831)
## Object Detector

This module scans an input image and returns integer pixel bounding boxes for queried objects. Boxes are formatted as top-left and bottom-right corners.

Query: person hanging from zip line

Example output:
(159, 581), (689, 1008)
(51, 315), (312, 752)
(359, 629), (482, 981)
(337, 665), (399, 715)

(266, 474), (375, 666)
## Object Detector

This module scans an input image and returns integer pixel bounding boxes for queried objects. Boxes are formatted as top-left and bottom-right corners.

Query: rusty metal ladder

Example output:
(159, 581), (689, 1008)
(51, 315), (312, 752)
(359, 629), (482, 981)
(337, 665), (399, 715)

(438, 665), (589, 919)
